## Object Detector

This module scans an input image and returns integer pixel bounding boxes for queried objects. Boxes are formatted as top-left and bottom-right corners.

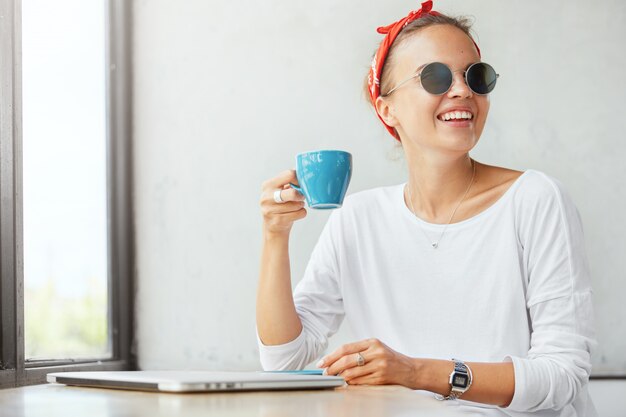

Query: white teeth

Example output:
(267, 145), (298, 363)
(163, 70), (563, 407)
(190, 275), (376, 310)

(439, 111), (473, 121)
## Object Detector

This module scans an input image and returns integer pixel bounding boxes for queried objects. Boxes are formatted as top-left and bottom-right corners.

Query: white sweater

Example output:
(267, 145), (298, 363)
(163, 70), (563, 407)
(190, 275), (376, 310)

(257, 169), (597, 416)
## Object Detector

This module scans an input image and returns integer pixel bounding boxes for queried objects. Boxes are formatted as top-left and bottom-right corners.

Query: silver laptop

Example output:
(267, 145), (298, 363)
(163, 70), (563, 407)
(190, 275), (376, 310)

(47, 370), (345, 392)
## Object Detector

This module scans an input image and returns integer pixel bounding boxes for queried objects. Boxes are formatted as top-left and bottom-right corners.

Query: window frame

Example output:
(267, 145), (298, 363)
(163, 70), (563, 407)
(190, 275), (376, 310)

(0, 0), (135, 388)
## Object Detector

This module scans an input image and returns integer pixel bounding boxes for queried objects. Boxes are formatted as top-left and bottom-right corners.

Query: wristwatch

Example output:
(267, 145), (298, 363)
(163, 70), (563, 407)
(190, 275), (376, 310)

(434, 359), (473, 401)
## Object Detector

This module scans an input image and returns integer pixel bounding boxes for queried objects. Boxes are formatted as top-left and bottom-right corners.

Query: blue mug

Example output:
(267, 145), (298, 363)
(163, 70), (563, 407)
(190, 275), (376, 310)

(290, 150), (352, 210)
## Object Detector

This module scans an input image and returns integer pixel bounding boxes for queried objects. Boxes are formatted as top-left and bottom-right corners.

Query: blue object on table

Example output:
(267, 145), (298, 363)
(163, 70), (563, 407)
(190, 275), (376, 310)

(266, 369), (325, 375)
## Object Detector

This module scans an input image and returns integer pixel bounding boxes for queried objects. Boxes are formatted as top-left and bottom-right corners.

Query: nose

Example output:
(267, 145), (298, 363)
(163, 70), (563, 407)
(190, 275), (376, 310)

(447, 70), (473, 99)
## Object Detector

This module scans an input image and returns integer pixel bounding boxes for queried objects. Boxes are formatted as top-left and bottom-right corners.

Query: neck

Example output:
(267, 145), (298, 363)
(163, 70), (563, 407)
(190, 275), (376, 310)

(405, 153), (476, 223)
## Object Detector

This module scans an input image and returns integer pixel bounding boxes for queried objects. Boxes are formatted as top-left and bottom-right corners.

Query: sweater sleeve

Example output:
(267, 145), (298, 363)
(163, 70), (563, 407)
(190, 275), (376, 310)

(257, 210), (345, 370)
(503, 173), (597, 413)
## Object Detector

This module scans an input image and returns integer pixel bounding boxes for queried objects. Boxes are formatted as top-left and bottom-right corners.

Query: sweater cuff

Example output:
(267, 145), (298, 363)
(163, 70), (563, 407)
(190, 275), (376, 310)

(501, 354), (530, 412)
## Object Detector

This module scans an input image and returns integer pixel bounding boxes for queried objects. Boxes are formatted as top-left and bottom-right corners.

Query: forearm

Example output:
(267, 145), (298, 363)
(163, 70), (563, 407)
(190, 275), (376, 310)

(256, 232), (303, 345)
(414, 358), (514, 407)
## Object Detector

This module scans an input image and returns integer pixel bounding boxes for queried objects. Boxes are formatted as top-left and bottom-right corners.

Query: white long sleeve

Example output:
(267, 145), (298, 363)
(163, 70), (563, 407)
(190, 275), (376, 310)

(502, 173), (597, 415)
(257, 169), (597, 416)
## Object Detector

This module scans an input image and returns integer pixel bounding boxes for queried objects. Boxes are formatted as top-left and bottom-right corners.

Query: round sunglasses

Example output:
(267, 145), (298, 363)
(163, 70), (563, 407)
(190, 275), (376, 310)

(382, 62), (499, 96)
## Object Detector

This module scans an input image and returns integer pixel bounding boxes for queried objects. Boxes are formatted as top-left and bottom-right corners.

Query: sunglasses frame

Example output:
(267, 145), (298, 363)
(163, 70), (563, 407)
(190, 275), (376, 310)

(381, 62), (499, 97)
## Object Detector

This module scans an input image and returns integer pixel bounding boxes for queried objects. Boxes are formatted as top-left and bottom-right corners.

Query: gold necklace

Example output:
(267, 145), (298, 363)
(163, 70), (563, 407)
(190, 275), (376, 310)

(406, 159), (476, 249)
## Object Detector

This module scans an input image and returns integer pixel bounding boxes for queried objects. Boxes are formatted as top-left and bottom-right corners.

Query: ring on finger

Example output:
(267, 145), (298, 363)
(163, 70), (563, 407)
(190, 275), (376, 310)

(356, 352), (365, 367)
(273, 189), (285, 204)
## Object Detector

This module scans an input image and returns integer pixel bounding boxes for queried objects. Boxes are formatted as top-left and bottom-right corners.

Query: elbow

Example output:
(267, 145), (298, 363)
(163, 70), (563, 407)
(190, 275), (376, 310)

(258, 346), (310, 372)
(548, 356), (591, 411)
(506, 354), (592, 413)
(259, 358), (299, 372)
(534, 356), (591, 412)
(257, 328), (326, 372)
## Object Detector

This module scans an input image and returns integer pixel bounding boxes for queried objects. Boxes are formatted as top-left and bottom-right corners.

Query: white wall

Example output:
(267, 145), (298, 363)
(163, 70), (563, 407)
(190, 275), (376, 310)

(133, 0), (626, 375)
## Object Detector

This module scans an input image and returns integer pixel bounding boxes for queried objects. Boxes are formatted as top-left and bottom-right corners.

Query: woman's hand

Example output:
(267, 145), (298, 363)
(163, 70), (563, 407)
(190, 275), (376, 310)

(317, 338), (420, 389)
(260, 170), (307, 237)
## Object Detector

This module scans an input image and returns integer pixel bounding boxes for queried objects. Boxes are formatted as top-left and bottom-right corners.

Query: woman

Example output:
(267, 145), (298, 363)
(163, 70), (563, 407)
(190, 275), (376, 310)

(256, 2), (597, 415)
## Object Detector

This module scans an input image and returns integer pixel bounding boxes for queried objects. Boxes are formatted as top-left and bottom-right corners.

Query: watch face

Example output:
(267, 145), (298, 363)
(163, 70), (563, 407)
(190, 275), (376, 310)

(453, 374), (468, 388)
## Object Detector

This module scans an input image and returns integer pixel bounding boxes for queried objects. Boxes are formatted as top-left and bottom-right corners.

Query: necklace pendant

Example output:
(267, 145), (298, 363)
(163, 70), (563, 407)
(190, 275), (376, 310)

(432, 243), (438, 249)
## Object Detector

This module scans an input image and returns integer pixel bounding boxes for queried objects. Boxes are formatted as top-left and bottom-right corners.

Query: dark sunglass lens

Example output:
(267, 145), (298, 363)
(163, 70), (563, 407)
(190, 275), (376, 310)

(421, 62), (452, 95)
(467, 63), (497, 94)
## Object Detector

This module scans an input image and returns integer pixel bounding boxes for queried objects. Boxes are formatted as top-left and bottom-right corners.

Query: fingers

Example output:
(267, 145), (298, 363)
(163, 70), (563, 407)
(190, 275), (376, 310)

(262, 204), (307, 221)
(274, 207), (307, 222)
(325, 350), (371, 377)
(269, 200), (305, 214)
(261, 205), (308, 235)
(277, 186), (305, 203)
(262, 169), (298, 190)
(339, 361), (377, 383)
(317, 339), (373, 371)
(260, 187), (305, 213)
(317, 338), (408, 387)
(261, 171), (304, 205)
(260, 170), (308, 235)
(344, 372), (381, 386)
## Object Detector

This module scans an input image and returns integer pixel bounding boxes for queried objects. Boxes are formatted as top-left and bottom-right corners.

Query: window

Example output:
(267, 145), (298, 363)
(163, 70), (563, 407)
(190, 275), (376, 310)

(22, 0), (109, 362)
(0, 0), (134, 387)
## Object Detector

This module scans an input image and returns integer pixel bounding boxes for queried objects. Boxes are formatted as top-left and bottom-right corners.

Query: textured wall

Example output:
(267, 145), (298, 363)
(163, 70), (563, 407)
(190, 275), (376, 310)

(133, 0), (626, 375)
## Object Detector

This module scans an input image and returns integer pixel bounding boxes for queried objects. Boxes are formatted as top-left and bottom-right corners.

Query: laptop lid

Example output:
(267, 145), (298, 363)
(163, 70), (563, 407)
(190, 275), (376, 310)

(46, 370), (345, 392)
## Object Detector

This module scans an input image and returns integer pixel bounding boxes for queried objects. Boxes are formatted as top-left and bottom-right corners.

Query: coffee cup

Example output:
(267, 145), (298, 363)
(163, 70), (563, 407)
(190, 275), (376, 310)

(289, 150), (352, 210)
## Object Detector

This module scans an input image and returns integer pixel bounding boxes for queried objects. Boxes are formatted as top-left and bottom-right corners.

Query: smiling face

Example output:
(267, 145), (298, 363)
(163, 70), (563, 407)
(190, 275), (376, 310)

(376, 24), (490, 156)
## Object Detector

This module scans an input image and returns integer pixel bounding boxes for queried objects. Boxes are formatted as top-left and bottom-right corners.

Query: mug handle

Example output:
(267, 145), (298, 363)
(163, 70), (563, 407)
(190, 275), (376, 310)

(289, 182), (304, 195)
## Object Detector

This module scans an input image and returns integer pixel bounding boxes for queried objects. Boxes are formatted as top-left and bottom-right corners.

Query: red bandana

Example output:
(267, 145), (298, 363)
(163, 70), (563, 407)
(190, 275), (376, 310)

(367, 1), (481, 140)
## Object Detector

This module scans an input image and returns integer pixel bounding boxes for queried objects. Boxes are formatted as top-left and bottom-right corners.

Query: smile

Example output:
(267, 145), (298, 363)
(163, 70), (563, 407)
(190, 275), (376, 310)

(437, 111), (473, 121)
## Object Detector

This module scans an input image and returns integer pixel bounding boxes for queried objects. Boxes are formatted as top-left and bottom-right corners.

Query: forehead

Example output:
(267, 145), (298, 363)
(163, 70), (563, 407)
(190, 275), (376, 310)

(393, 24), (480, 74)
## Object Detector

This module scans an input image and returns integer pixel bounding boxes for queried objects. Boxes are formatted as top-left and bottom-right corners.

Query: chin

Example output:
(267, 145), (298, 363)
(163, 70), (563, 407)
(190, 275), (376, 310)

(438, 138), (479, 154)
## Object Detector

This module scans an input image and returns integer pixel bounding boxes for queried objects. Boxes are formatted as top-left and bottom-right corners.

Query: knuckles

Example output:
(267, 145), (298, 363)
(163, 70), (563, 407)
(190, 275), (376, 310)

(260, 170), (294, 192)
(368, 338), (381, 346)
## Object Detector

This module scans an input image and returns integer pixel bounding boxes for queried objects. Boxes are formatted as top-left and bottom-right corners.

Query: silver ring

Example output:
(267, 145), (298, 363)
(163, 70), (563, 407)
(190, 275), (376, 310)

(273, 189), (285, 204)
(356, 352), (365, 367)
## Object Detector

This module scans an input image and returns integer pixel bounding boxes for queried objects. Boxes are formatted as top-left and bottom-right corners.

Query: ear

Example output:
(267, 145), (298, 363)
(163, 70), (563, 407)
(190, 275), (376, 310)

(375, 96), (399, 128)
